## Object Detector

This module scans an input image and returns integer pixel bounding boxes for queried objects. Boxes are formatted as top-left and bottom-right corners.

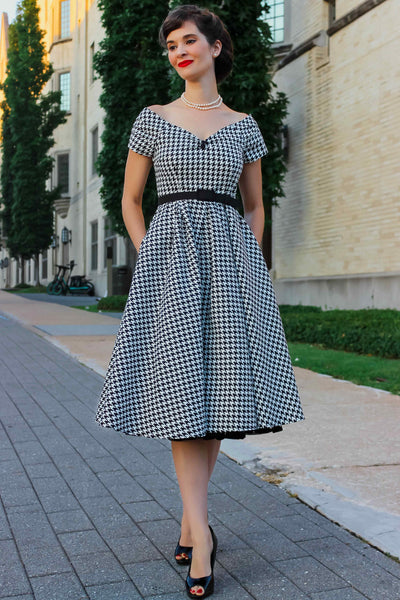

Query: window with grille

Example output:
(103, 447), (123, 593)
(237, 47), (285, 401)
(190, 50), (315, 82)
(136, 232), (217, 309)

(104, 217), (117, 267)
(60, 0), (70, 38)
(57, 154), (69, 194)
(60, 72), (70, 112)
(42, 250), (48, 279)
(91, 221), (98, 271)
(92, 126), (98, 176)
(90, 42), (95, 83)
(263, 0), (285, 44)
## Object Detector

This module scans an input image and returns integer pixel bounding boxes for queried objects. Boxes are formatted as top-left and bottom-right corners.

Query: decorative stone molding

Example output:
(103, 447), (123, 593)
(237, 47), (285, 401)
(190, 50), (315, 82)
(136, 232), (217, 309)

(277, 30), (328, 70)
(53, 197), (71, 219)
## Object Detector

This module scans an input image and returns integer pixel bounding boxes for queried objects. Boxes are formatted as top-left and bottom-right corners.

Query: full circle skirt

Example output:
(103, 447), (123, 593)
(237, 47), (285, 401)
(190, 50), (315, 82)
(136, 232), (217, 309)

(95, 199), (305, 440)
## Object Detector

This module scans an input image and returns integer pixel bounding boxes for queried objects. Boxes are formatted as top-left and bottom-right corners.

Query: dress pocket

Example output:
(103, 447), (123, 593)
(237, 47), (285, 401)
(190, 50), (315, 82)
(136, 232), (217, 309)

(138, 233), (148, 256)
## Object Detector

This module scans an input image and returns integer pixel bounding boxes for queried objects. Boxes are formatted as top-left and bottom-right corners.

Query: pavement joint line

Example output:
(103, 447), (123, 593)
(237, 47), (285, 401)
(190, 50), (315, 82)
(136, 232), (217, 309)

(1, 308), (109, 378)
(33, 323), (120, 336)
(1, 306), (400, 597)
(0, 420), (74, 595)
(0, 322), (230, 579)
(0, 396), (142, 595)
(0, 487), (35, 597)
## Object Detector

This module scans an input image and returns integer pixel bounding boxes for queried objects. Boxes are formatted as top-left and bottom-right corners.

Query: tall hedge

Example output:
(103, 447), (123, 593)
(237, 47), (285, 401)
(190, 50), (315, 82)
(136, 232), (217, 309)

(95, 0), (288, 260)
(93, 0), (170, 235)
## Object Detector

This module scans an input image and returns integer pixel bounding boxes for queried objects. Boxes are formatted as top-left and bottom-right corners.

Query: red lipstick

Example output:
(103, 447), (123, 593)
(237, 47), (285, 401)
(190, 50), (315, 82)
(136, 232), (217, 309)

(178, 60), (193, 67)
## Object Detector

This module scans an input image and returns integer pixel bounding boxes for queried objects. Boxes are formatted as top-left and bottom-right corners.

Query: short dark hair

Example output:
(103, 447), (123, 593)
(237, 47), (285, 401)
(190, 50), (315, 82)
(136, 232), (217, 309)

(158, 4), (234, 84)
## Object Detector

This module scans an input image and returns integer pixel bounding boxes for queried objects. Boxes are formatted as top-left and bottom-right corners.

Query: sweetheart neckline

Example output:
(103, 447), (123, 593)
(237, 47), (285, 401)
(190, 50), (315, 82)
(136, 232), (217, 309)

(144, 107), (253, 143)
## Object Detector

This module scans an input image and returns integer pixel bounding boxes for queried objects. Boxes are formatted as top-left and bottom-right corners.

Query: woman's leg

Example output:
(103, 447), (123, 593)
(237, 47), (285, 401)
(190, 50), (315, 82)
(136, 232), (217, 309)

(175, 439), (221, 547)
(171, 438), (221, 594)
(207, 439), (222, 480)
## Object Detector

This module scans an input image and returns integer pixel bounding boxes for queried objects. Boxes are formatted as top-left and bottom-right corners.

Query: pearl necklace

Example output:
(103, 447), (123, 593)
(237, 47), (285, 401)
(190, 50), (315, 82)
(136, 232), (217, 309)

(180, 92), (223, 110)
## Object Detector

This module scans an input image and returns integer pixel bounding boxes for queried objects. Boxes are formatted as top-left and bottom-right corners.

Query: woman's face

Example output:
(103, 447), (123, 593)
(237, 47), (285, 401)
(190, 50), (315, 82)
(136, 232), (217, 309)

(166, 20), (221, 81)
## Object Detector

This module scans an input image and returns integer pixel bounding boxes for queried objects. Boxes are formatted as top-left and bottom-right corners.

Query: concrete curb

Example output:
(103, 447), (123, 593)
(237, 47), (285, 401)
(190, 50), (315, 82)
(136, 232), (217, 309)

(220, 438), (400, 561)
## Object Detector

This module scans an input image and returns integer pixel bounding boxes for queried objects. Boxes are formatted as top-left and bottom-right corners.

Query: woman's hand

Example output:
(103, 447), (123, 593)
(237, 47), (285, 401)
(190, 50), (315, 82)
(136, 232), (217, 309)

(238, 158), (265, 245)
(121, 150), (153, 253)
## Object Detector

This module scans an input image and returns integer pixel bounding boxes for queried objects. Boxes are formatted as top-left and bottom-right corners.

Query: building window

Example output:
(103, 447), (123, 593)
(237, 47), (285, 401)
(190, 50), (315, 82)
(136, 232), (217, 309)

(60, 0), (70, 38)
(91, 221), (98, 271)
(264, 0), (285, 44)
(104, 217), (117, 267)
(59, 72), (70, 112)
(92, 126), (98, 176)
(90, 42), (95, 83)
(57, 154), (69, 194)
(42, 250), (48, 279)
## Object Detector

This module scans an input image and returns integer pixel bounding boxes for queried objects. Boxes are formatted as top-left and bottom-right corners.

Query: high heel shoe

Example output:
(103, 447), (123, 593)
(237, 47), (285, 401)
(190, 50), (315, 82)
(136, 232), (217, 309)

(185, 525), (218, 598)
(174, 534), (193, 565)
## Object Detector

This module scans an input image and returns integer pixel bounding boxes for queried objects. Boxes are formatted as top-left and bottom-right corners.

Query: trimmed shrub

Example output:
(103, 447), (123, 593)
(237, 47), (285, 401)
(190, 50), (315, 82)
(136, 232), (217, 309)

(97, 295), (128, 311)
(279, 306), (400, 359)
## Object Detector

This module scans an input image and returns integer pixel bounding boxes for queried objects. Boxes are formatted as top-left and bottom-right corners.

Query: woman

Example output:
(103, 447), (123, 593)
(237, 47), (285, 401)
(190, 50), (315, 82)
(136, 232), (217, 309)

(95, 4), (305, 598)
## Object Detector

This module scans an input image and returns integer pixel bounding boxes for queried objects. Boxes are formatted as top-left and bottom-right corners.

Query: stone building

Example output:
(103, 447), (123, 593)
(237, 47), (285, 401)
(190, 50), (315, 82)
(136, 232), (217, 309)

(0, 0), (399, 307)
(0, 0), (128, 296)
(269, 0), (400, 309)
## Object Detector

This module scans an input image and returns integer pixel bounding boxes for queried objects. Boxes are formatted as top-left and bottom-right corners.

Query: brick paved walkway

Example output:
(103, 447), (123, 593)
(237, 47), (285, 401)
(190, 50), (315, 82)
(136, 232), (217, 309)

(1, 315), (400, 600)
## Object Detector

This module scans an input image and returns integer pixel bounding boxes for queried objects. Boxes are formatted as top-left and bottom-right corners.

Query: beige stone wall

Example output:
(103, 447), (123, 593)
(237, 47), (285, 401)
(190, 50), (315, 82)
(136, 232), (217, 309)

(336, 0), (364, 20)
(288, 0), (330, 47)
(272, 0), (399, 306)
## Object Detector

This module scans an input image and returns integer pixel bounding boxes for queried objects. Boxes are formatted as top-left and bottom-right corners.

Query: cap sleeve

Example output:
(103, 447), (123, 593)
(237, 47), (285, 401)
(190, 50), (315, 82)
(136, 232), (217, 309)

(127, 107), (158, 157)
(243, 117), (269, 163)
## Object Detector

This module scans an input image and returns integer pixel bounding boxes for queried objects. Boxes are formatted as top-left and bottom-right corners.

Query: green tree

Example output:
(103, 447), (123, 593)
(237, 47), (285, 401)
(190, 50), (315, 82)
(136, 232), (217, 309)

(93, 0), (170, 237)
(0, 0), (66, 284)
(0, 103), (15, 252)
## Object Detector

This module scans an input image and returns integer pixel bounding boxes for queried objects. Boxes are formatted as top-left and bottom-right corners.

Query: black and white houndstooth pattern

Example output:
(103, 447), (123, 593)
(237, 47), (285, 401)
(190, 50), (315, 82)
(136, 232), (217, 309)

(95, 106), (305, 440)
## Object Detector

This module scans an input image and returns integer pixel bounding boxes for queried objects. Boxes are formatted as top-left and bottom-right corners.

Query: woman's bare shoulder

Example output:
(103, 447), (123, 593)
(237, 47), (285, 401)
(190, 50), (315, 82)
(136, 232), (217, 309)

(147, 102), (178, 117)
(231, 110), (249, 118)
(146, 103), (248, 122)
(147, 104), (164, 110)
(223, 105), (249, 120)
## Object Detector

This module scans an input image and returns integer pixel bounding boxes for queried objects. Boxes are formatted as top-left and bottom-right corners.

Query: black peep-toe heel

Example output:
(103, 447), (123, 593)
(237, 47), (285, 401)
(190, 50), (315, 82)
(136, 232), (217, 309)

(185, 525), (218, 598)
(175, 535), (193, 565)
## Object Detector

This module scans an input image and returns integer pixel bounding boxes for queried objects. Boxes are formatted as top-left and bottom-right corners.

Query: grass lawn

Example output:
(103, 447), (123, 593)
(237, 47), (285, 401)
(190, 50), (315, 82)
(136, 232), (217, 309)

(288, 341), (400, 396)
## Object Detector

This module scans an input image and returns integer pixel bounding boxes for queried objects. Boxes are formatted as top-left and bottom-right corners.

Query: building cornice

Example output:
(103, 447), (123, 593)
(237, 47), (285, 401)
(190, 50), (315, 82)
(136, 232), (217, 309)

(277, 31), (328, 70)
(49, 36), (72, 53)
(327, 0), (388, 36)
(277, 0), (388, 70)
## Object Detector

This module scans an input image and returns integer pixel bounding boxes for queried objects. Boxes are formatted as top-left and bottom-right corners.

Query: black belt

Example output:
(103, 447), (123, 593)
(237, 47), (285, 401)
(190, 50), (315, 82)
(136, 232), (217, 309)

(158, 189), (242, 211)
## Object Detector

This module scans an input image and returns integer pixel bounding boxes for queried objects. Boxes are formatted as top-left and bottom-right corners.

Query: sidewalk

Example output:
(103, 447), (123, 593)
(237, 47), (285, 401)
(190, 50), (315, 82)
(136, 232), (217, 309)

(0, 291), (399, 597)
(1, 291), (399, 560)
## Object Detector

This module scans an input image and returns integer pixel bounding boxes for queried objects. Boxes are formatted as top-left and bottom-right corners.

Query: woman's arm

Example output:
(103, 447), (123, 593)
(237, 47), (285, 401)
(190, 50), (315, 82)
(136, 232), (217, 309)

(238, 158), (265, 245)
(121, 149), (153, 253)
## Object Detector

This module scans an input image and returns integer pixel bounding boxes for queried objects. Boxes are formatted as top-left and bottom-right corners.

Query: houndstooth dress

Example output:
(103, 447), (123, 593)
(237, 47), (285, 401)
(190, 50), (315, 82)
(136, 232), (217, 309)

(95, 106), (305, 441)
